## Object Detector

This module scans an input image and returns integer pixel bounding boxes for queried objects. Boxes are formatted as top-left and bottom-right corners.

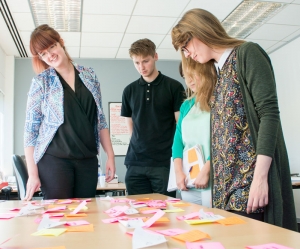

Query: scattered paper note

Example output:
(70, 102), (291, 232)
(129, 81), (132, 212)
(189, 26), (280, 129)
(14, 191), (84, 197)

(164, 208), (185, 213)
(65, 220), (90, 226)
(119, 219), (145, 229)
(31, 228), (67, 237)
(172, 230), (211, 242)
(143, 210), (166, 228)
(132, 227), (167, 249)
(186, 241), (225, 249)
(246, 243), (294, 249)
(177, 212), (199, 220)
(216, 216), (246, 225)
(70, 200), (87, 214)
(65, 213), (87, 218)
(0, 213), (15, 219)
(37, 215), (66, 231)
(172, 202), (191, 207)
(66, 224), (94, 232)
(124, 207), (139, 215)
(155, 229), (188, 236)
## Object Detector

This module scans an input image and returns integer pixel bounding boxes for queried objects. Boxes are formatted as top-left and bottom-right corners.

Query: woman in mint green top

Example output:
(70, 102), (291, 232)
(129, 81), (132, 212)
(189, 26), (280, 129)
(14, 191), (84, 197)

(172, 61), (213, 207)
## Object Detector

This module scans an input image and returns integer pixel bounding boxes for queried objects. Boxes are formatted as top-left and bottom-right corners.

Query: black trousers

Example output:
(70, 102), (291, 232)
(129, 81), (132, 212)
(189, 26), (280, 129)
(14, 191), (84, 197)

(125, 165), (176, 198)
(37, 154), (98, 199)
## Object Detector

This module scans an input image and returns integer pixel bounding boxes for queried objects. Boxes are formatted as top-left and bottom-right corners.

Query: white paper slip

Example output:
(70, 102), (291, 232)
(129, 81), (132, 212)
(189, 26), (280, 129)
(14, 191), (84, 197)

(167, 158), (177, 192)
(124, 207), (139, 215)
(37, 214), (66, 231)
(16, 203), (44, 217)
(119, 219), (145, 229)
(132, 228), (167, 249)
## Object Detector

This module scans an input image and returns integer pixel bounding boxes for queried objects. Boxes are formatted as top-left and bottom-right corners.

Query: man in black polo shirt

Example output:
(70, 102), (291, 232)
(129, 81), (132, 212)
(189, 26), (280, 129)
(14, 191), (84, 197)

(121, 38), (185, 197)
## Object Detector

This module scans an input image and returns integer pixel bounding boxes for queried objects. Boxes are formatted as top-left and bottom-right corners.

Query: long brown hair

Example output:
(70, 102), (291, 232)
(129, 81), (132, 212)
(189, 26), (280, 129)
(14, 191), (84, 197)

(181, 52), (216, 112)
(30, 24), (72, 74)
(171, 8), (245, 51)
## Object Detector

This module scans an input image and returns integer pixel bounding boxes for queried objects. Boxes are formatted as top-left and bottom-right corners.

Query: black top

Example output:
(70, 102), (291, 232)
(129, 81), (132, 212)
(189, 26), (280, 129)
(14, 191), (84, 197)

(121, 72), (185, 166)
(46, 68), (98, 159)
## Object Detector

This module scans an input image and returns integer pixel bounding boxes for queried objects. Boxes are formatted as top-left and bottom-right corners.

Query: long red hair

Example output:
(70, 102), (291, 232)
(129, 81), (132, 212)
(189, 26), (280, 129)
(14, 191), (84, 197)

(30, 24), (72, 74)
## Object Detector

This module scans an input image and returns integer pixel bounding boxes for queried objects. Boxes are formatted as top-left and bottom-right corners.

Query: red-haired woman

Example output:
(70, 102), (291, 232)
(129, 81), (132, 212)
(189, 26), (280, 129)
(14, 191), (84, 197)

(24, 24), (115, 200)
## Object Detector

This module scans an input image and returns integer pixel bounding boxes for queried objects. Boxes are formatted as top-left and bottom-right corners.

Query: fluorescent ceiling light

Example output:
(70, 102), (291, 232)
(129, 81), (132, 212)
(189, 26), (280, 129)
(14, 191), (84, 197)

(29, 0), (82, 32)
(222, 0), (286, 38)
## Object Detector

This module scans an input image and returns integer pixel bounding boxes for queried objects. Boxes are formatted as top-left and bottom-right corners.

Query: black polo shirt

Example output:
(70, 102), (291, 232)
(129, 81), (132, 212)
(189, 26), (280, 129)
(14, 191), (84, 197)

(121, 71), (185, 167)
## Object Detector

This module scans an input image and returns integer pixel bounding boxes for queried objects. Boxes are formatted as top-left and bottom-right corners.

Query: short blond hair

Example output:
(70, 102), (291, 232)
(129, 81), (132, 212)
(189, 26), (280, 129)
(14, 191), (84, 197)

(129, 38), (156, 58)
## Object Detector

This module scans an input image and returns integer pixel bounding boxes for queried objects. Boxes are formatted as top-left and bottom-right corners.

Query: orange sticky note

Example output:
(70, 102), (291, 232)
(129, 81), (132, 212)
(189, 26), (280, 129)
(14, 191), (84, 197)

(66, 224), (94, 232)
(189, 164), (200, 179)
(143, 217), (170, 222)
(172, 230), (211, 242)
(216, 216), (246, 225)
(188, 149), (198, 163)
(65, 213), (87, 218)
(172, 202), (191, 207)
(136, 198), (152, 201)
(32, 247), (66, 249)
(138, 207), (158, 212)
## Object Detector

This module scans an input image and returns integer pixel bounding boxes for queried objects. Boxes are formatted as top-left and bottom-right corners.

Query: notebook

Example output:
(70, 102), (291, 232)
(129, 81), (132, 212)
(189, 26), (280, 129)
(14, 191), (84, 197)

(167, 145), (206, 191)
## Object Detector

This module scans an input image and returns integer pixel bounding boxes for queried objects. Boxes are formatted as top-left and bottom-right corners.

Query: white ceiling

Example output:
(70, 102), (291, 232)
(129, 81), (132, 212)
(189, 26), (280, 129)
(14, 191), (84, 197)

(1, 0), (300, 60)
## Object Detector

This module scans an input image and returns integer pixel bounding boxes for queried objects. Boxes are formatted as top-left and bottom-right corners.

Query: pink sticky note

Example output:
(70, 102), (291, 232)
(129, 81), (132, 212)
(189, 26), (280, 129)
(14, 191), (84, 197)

(155, 229), (188, 236)
(82, 198), (92, 202)
(65, 220), (90, 226)
(44, 206), (67, 213)
(102, 216), (128, 224)
(186, 241), (225, 249)
(9, 208), (21, 211)
(105, 206), (129, 217)
(0, 213), (16, 219)
(176, 212), (199, 221)
(43, 213), (65, 218)
(143, 210), (165, 228)
(70, 200), (87, 214)
(246, 243), (294, 249)
(165, 198), (181, 203)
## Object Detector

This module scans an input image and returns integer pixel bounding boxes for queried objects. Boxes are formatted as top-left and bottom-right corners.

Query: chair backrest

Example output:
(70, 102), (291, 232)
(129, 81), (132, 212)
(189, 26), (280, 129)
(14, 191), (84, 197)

(12, 154), (28, 200)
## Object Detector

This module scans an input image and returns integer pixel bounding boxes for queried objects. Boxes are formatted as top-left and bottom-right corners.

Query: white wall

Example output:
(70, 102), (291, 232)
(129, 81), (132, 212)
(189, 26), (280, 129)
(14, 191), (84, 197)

(0, 47), (5, 175)
(270, 36), (300, 219)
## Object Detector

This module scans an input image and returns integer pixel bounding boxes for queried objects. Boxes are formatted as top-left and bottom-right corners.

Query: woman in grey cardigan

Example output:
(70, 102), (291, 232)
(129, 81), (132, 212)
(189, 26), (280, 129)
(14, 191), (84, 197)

(171, 8), (297, 231)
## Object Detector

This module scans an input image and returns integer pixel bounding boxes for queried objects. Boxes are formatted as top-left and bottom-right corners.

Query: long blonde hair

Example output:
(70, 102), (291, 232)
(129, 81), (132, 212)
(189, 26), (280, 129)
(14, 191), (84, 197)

(181, 52), (216, 112)
(172, 8), (245, 51)
(30, 24), (72, 74)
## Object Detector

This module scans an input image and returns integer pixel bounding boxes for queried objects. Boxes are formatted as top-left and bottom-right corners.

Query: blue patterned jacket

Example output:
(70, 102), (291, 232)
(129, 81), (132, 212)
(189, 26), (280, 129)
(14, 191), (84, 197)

(24, 62), (108, 164)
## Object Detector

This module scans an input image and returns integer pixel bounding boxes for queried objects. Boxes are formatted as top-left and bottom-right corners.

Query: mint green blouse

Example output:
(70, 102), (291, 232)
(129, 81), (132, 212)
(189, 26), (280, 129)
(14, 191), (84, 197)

(172, 97), (210, 161)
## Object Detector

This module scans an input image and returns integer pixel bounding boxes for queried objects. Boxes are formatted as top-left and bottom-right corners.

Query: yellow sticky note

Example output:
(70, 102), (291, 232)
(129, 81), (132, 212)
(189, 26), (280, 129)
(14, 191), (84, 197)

(32, 247), (66, 249)
(190, 164), (200, 179)
(65, 213), (87, 218)
(172, 230), (211, 242)
(188, 148), (198, 163)
(172, 202), (191, 207)
(31, 228), (67, 237)
(164, 208), (185, 213)
(68, 205), (88, 211)
(185, 219), (216, 225)
(66, 224), (94, 232)
(216, 216), (246, 225)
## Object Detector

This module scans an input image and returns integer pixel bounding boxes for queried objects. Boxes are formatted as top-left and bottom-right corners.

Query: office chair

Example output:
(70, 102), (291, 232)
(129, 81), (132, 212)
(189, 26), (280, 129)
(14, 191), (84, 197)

(12, 154), (28, 200)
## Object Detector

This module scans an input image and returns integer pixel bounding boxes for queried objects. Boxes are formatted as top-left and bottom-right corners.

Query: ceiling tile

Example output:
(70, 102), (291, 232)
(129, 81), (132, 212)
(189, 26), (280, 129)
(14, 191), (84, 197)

(247, 24), (299, 40)
(267, 41), (287, 53)
(80, 47), (118, 58)
(184, 0), (242, 20)
(267, 4), (300, 26)
(120, 34), (165, 48)
(159, 35), (174, 49)
(6, 0), (31, 12)
(116, 48), (132, 59)
(60, 32), (81, 47)
(66, 47), (80, 58)
(82, 15), (130, 33)
(81, 33), (123, 47)
(246, 39), (279, 51)
(156, 49), (181, 60)
(12, 13), (35, 31)
(83, 0), (136, 15)
(282, 27), (300, 41)
(19, 31), (31, 46)
(133, 0), (189, 17)
(0, 15), (19, 57)
(126, 16), (177, 34)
